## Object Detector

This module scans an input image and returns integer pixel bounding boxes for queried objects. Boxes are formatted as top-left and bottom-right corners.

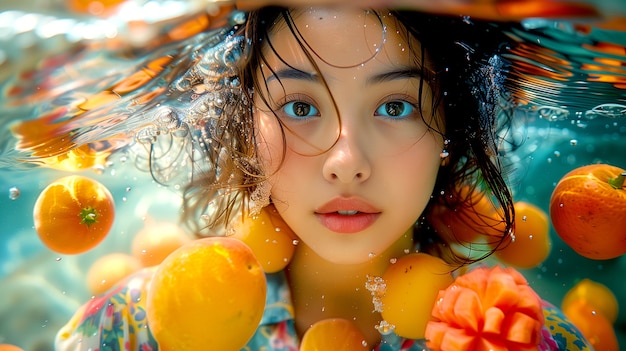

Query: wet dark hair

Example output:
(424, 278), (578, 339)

(182, 7), (517, 265)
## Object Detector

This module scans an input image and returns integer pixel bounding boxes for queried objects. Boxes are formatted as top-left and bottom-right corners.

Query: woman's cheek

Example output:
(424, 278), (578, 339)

(254, 109), (284, 175)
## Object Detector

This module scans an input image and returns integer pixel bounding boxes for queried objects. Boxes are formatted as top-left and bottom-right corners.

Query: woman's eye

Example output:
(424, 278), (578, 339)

(375, 101), (415, 118)
(283, 101), (319, 118)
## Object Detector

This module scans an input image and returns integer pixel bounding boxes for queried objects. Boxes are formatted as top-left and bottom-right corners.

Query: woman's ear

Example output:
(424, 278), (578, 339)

(439, 139), (450, 166)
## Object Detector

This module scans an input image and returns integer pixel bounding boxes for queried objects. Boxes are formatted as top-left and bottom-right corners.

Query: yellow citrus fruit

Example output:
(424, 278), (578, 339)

(300, 318), (369, 351)
(131, 220), (190, 267)
(562, 279), (619, 323)
(381, 253), (454, 339)
(86, 253), (141, 295)
(493, 201), (551, 269)
(231, 204), (297, 273)
(146, 237), (266, 351)
(562, 299), (619, 351)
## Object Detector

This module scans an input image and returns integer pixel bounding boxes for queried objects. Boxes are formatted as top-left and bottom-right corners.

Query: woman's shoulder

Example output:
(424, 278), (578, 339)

(541, 301), (594, 351)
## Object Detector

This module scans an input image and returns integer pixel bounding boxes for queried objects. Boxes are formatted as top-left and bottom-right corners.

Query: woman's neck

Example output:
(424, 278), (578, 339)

(285, 230), (414, 348)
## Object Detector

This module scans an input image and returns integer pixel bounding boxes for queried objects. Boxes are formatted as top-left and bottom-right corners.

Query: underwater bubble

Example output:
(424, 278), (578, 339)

(570, 139), (578, 146)
(8, 186), (20, 200)
(92, 164), (105, 174)
(292, 239), (299, 246)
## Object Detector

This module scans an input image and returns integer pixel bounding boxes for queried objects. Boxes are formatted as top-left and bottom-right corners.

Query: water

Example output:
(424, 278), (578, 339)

(1, 1), (626, 350)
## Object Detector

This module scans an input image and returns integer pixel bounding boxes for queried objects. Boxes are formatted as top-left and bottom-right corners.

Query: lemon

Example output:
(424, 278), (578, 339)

(147, 237), (266, 351)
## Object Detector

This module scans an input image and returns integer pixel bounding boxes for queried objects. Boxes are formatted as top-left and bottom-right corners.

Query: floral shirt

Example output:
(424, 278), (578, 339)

(55, 268), (592, 351)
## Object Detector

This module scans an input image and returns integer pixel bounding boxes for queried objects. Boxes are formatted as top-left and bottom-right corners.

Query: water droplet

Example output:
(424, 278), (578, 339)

(368, 252), (375, 258)
(292, 239), (299, 246)
(389, 257), (397, 264)
(125, 187), (131, 192)
(55, 257), (62, 261)
(8, 186), (20, 200)
(522, 215), (527, 221)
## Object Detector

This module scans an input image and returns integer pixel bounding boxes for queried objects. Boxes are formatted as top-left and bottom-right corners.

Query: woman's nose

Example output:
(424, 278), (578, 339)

(322, 127), (372, 184)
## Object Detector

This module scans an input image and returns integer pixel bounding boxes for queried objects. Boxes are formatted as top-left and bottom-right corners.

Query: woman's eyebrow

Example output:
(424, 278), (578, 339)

(266, 68), (319, 83)
(366, 68), (423, 85)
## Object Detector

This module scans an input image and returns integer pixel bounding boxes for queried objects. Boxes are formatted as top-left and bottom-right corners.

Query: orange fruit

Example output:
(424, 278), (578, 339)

(231, 204), (297, 273)
(131, 220), (190, 267)
(562, 279), (619, 323)
(493, 201), (551, 269)
(67, 0), (126, 15)
(428, 186), (505, 244)
(380, 253), (454, 339)
(33, 175), (115, 254)
(86, 253), (142, 295)
(562, 299), (619, 351)
(146, 237), (266, 351)
(0, 345), (25, 351)
(550, 164), (626, 259)
(300, 318), (369, 351)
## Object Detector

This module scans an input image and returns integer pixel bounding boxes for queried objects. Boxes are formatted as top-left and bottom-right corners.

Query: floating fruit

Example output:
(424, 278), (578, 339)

(380, 253), (454, 339)
(67, 0), (126, 16)
(300, 318), (368, 351)
(33, 175), (115, 254)
(428, 186), (504, 244)
(550, 164), (626, 259)
(562, 279), (619, 323)
(492, 201), (551, 269)
(131, 220), (190, 267)
(425, 266), (544, 351)
(86, 253), (142, 295)
(0, 345), (25, 351)
(231, 204), (297, 273)
(147, 237), (266, 351)
(562, 299), (619, 351)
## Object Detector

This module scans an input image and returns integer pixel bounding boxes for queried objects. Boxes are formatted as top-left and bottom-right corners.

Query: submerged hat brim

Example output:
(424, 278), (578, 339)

(1, 1), (625, 171)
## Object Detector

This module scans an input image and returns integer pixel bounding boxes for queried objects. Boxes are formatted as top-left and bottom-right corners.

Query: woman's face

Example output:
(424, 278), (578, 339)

(254, 7), (444, 264)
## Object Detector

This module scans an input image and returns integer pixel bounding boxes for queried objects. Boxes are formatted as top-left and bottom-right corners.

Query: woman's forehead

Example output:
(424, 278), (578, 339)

(262, 7), (423, 71)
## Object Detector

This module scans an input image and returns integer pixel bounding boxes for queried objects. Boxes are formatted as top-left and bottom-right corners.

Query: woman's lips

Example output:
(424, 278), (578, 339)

(315, 197), (381, 233)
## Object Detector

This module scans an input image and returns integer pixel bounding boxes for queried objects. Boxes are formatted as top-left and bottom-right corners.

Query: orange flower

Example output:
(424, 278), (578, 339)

(425, 266), (544, 351)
